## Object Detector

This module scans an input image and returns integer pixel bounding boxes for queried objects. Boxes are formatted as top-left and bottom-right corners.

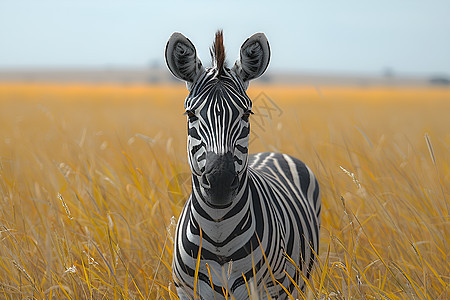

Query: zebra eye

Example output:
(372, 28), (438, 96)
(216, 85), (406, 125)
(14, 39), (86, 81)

(242, 110), (253, 121)
(184, 110), (198, 122)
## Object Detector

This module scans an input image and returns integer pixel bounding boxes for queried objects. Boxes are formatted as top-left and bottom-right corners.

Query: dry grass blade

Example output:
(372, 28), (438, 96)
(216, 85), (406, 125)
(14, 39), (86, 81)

(424, 133), (448, 217)
(193, 227), (203, 299)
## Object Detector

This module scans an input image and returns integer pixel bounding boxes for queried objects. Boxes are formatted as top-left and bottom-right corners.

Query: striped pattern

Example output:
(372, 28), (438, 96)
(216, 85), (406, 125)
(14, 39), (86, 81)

(184, 68), (252, 178)
(172, 68), (321, 300)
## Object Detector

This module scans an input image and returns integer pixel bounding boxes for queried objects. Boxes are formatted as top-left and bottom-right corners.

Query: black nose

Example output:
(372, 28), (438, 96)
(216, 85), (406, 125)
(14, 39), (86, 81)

(201, 170), (239, 190)
(200, 152), (239, 206)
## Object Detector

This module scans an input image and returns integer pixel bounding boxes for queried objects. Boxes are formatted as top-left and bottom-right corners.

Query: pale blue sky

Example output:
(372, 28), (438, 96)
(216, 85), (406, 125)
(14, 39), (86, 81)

(0, 0), (449, 75)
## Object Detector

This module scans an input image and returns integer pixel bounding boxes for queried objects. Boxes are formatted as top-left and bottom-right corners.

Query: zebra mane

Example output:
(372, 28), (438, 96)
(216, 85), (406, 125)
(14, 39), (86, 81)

(210, 30), (226, 76)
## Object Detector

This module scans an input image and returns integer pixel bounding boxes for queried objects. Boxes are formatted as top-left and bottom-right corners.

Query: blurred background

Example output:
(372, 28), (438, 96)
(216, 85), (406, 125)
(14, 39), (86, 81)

(1, 0), (449, 86)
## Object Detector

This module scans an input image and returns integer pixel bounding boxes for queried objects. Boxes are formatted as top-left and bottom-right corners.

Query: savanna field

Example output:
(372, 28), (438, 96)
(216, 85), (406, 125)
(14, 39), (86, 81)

(0, 83), (448, 299)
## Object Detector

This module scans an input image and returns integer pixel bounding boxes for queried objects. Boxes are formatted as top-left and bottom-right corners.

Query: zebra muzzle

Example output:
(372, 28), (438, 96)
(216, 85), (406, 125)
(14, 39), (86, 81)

(200, 151), (239, 207)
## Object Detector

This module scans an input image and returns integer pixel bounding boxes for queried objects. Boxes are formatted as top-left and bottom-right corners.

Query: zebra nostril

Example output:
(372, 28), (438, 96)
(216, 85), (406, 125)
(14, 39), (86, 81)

(201, 174), (211, 188)
(231, 175), (239, 189)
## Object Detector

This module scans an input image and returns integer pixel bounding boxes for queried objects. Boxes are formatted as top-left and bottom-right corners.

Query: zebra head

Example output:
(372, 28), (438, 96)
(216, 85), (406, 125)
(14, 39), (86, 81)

(165, 31), (270, 208)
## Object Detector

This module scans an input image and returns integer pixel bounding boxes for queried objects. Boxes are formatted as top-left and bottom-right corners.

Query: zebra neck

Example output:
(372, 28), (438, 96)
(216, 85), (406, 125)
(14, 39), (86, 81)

(190, 172), (249, 222)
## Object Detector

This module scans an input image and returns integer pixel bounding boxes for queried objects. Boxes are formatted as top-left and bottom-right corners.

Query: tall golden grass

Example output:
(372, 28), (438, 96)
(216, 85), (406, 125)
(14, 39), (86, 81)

(0, 83), (448, 299)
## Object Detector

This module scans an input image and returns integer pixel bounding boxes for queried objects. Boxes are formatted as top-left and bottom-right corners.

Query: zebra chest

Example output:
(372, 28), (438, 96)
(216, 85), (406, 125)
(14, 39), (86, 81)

(187, 202), (254, 258)
(189, 220), (254, 256)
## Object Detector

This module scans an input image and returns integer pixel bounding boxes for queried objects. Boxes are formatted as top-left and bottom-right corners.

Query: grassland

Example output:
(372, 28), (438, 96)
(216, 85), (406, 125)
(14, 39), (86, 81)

(0, 83), (448, 299)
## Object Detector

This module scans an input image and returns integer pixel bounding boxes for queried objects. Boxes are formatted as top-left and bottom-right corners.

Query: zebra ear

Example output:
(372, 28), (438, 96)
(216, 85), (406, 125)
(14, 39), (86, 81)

(165, 32), (205, 85)
(232, 33), (270, 89)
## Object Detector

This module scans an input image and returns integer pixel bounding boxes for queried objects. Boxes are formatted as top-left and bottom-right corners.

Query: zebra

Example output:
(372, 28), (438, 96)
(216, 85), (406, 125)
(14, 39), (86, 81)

(165, 30), (321, 299)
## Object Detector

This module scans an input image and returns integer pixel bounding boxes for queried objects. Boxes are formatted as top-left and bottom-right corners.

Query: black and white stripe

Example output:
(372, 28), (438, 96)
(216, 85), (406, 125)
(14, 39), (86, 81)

(185, 69), (251, 177)
(165, 31), (321, 299)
